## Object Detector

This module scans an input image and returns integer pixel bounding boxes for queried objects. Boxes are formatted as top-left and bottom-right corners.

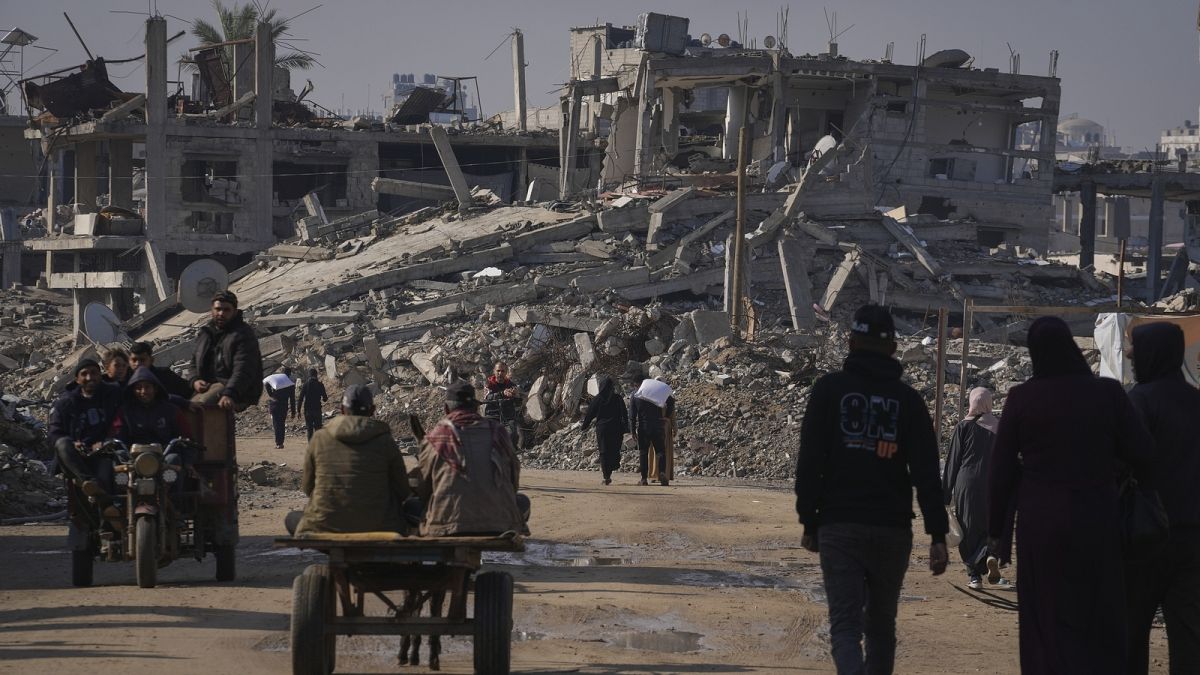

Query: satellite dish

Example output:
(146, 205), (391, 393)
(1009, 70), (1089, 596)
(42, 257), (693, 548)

(699, 32), (712, 46)
(717, 33), (731, 47)
(178, 258), (229, 313)
(763, 35), (777, 49)
(83, 302), (122, 344)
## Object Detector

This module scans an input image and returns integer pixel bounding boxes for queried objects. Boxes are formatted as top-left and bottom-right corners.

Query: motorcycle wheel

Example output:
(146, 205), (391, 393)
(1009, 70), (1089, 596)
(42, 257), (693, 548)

(71, 549), (93, 587)
(135, 518), (157, 588)
(215, 544), (236, 582)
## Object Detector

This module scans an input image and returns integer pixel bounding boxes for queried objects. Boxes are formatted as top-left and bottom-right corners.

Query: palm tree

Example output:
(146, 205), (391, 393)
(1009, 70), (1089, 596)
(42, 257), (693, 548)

(186, 0), (315, 79)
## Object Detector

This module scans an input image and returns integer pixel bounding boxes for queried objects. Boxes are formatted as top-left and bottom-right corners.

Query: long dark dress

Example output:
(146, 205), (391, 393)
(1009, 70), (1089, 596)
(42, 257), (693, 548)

(943, 417), (995, 575)
(581, 377), (628, 477)
(988, 319), (1155, 675)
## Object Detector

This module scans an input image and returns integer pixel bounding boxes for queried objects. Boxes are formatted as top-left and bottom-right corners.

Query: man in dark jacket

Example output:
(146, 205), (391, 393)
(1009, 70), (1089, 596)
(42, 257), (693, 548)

(297, 368), (328, 440)
(129, 341), (192, 399)
(795, 304), (948, 675)
(628, 381), (675, 487)
(50, 358), (123, 522)
(191, 290), (263, 411)
(1126, 322), (1200, 675)
(264, 368), (297, 449)
(581, 375), (628, 485)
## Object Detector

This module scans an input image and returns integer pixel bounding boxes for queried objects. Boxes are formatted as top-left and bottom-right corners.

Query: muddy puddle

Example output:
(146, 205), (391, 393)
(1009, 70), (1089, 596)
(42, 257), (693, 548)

(608, 629), (704, 653)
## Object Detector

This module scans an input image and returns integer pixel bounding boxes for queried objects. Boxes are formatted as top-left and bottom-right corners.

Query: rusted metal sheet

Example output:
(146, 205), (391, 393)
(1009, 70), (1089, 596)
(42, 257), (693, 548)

(389, 86), (448, 125)
(193, 47), (232, 108)
(21, 58), (124, 119)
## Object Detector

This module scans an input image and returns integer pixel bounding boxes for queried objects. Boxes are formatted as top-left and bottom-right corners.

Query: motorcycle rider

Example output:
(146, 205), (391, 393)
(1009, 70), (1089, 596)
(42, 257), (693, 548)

(483, 361), (521, 447)
(50, 358), (124, 527)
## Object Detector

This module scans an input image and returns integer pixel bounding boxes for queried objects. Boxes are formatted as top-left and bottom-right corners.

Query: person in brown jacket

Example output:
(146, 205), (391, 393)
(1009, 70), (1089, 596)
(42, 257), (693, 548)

(417, 380), (528, 537)
(285, 385), (411, 535)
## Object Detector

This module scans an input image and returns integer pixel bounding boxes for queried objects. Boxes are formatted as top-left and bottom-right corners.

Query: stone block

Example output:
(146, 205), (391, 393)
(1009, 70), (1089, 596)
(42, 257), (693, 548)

(410, 353), (441, 385)
(644, 338), (665, 356)
(324, 354), (338, 381)
(363, 336), (385, 370)
(574, 332), (596, 369)
(526, 375), (549, 422)
(690, 310), (732, 346)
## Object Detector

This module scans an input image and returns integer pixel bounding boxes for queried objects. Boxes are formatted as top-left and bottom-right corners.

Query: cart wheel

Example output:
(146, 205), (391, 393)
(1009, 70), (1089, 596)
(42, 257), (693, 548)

(292, 564), (336, 675)
(71, 549), (93, 587)
(473, 571), (513, 675)
(135, 518), (157, 589)
(215, 544), (236, 582)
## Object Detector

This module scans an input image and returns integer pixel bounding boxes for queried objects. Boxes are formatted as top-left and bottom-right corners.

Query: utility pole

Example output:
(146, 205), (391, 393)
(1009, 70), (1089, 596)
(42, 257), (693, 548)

(512, 29), (527, 132)
(730, 125), (749, 335)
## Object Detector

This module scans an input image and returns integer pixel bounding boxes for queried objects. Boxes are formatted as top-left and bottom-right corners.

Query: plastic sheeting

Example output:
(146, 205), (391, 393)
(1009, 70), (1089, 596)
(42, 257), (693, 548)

(634, 378), (673, 408)
(1095, 312), (1200, 386)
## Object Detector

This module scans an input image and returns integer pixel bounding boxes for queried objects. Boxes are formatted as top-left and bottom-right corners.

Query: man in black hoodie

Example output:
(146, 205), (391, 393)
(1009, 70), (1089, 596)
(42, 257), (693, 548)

(1127, 322), (1200, 675)
(795, 304), (948, 675)
(191, 290), (263, 411)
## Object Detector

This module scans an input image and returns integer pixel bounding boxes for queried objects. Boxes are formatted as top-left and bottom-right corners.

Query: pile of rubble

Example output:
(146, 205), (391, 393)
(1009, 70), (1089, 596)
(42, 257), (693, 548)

(0, 404), (61, 520)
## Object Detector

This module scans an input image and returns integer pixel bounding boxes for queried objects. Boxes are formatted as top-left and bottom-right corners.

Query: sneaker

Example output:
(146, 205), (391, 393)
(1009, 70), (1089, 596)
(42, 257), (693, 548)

(990, 576), (1012, 588)
(986, 556), (1002, 584)
(660, 478), (670, 486)
(80, 480), (106, 498)
(603, 477), (612, 485)
(638, 479), (648, 486)
(967, 575), (983, 590)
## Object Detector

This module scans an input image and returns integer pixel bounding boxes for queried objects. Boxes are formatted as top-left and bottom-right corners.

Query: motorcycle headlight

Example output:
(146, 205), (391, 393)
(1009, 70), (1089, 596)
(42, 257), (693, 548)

(133, 452), (161, 477)
(114, 473), (130, 487)
(162, 469), (178, 483)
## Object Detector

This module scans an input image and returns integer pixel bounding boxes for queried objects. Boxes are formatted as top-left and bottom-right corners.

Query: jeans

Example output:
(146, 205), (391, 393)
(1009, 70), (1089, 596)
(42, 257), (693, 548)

(304, 415), (322, 441)
(1127, 526), (1200, 675)
(818, 522), (913, 675)
(636, 428), (667, 481)
(54, 437), (114, 494)
(270, 405), (288, 446)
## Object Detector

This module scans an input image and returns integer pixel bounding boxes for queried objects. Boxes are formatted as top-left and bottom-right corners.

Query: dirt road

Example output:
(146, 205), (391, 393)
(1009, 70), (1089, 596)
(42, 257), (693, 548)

(0, 435), (1171, 673)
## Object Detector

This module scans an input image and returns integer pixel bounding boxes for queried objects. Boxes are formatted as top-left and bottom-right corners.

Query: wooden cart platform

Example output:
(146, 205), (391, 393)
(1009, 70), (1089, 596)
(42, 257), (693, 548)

(275, 532), (524, 674)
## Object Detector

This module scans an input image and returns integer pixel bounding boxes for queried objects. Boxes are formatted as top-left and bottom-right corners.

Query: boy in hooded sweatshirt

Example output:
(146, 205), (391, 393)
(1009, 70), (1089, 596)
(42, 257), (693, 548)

(111, 367), (195, 474)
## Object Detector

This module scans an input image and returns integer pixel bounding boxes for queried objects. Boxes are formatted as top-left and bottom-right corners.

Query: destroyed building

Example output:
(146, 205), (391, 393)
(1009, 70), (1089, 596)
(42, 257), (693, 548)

(17, 17), (558, 339)
(557, 16), (1061, 252)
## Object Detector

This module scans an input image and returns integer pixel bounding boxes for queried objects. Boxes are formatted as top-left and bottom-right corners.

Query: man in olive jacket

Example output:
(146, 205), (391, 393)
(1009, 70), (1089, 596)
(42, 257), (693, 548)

(286, 385), (411, 535)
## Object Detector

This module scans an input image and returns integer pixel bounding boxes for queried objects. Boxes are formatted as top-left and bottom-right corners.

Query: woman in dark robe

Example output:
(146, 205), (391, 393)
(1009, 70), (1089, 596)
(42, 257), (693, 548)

(943, 386), (1009, 589)
(581, 375), (628, 485)
(987, 316), (1155, 674)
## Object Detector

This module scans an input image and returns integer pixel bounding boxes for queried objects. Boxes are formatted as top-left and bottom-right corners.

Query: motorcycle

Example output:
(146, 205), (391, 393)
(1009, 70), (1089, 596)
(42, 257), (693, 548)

(483, 389), (525, 450)
(67, 433), (238, 588)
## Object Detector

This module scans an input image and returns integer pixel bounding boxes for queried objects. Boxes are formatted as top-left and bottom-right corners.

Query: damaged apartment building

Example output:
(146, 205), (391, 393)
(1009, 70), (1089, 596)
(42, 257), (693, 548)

(18, 17), (556, 339)
(557, 15), (1060, 252)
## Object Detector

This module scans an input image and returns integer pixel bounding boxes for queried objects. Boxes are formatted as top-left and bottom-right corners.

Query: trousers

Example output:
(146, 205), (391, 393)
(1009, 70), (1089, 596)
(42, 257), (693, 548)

(818, 522), (913, 675)
(637, 428), (667, 481)
(1127, 526), (1200, 675)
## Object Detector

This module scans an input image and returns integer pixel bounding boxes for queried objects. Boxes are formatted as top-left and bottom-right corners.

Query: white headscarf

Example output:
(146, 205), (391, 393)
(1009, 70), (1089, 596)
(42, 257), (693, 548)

(966, 387), (999, 434)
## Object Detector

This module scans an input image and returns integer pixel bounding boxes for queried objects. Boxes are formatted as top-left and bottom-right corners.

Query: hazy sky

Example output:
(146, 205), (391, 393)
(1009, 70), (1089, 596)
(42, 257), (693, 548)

(5, 0), (1198, 150)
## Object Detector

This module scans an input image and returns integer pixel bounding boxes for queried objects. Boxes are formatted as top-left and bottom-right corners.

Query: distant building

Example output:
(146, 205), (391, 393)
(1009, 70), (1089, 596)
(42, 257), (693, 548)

(1055, 114), (1122, 162)
(1160, 119), (1200, 160)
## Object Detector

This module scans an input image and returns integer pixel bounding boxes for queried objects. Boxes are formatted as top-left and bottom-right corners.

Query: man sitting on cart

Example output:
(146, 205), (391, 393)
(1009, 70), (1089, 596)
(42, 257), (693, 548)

(285, 385), (412, 535)
(416, 380), (528, 537)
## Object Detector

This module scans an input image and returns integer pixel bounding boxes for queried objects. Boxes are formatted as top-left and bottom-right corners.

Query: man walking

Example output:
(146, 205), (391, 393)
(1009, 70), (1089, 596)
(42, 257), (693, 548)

(628, 379), (674, 486)
(298, 368), (328, 441)
(795, 304), (948, 674)
(1126, 322), (1200, 674)
(264, 368), (296, 449)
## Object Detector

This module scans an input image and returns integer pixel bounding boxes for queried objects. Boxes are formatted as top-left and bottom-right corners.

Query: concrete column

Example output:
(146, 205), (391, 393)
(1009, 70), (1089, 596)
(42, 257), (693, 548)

(560, 87), (582, 199)
(233, 40), (255, 122)
(0, 209), (20, 288)
(512, 29), (527, 130)
(108, 139), (133, 208)
(632, 56), (657, 177)
(722, 232), (736, 314)
(778, 233), (815, 330)
(253, 21), (275, 245)
(591, 33), (602, 102)
(785, 107), (801, 165)
(428, 125), (474, 210)
(770, 66), (786, 163)
(144, 17), (168, 240)
(1147, 177), (1165, 303)
(46, 153), (58, 235)
(1078, 181), (1096, 270)
(1060, 194), (1075, 233)
(515, 147), (528, 201)
(74, 141), (99, 214)
(724, 86), (748, 160)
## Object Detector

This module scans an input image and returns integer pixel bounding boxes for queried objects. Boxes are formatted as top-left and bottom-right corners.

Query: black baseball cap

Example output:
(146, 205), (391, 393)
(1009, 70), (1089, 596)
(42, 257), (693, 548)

(850, 304), (895, 341)
(341, 384), (374, 413)
(444, 380), (479, 404)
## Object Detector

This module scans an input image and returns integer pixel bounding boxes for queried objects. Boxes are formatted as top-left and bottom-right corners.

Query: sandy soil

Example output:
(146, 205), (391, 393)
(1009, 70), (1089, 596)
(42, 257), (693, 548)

(0, 434), (1172, 674)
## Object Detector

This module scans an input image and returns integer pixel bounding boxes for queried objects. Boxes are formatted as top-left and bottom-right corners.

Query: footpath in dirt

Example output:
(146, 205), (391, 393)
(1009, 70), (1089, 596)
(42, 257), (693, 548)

(0, 435), (1171, 674)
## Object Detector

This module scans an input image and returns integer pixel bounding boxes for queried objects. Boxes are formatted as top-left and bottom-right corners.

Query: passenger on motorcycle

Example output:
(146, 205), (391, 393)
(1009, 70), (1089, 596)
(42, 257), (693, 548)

(111, 367), (196, 469)
(50, 358), (123, 525)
